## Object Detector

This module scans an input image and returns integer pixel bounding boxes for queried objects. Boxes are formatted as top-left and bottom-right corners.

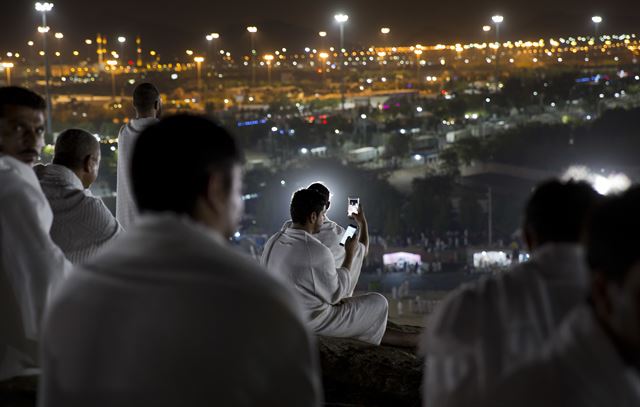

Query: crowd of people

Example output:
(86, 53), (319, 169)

(0, 83), (639, 406)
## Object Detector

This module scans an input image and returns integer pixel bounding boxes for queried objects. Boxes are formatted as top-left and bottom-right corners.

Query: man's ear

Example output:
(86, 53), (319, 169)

(83, 154), (93, 173)
(309, 211), (318, 225)
(205, 172), (226, 214)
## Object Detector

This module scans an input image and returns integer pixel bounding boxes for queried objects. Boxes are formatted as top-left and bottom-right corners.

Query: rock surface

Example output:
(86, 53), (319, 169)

(319, 324), (423, 407)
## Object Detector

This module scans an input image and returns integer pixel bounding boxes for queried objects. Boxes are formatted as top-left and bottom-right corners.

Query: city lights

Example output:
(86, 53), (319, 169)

(380, 27), (391, 35)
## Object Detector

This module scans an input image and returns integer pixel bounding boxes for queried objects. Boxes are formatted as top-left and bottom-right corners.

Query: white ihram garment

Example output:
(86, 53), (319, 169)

(35, 164), (122, 264)
(39, 214), (322, 407)
(422, 243), (589, 407)
(282, 219), (366, 296)
(115, 117), (158, 231)
(0, 154), (71, 381)
(261, 225), (387, 345)
(487, 304), (640, 407)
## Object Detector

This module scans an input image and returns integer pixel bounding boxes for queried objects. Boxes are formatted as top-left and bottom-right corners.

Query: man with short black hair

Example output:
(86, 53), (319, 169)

(485, 187), (640, 406)
(306, 182), (368, 291)
(423, 179), (602, 407)
(40, 115), (321, 406)
(0, 86), (70, 383)
(261, 189), (389, 345)
(116, 82), (161, 230)
(36, 128), (122, 264)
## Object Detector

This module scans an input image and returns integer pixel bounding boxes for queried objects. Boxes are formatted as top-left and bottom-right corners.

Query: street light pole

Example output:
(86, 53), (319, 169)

(2, 63), (14, 86)
(591, 16), (602, 66)
(35, 2), (53, 137)
(106, 60), (117, 102)
(194, 56), (204, 92)
(246, 26), (257, 87)
(491, 14), (503, 87)
(263, 54), (274, 86)
(334, 13), (349, 111)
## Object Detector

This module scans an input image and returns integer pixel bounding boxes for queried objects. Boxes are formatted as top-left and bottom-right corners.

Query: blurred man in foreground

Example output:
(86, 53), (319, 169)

(40, 115), (321, 407)
(36, 128), (122, 264)
(0, 87), (70, 386)
(487, 187), (640, 406)
(423, 180), (601, 407)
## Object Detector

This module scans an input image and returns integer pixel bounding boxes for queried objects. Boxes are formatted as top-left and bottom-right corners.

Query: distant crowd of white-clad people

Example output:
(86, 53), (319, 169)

(1, 84), (639, 407)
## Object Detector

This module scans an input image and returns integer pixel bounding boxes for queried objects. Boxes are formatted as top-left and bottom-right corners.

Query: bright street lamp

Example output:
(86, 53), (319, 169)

(247, 26), (258, 86)
(35, 1), (53, 137)
(482, 25), (491, 32)
(117, 36), (126, 43)
(380, 27), (390, 35)
(318, 31), (327, 37)
(54, 32), (63, 39)
(35, 2), (53, 12)
(334, 13), (349, 110)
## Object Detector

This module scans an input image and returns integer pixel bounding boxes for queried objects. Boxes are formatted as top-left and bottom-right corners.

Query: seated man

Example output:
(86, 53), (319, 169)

(40, 115), (321, 406)
(262, 189), (414, 346)
(307, 182), (367, 296)
(486, 187), (640, 406)
(36, 128), (122, 264)
(0, 86), (70, 385)
(277, 182), (367, 297)
(422, 180), (601, 407)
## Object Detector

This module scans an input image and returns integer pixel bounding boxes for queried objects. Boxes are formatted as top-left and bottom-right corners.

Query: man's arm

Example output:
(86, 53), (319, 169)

(351, 203), (369, 256)
(0, 186), (70, 339)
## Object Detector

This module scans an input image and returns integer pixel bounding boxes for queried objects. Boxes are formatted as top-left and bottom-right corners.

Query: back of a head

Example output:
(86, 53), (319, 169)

(131, 114), (243, 216)
(132, 83), (159, 113)
(290, 189), (327, 224)
(587, 187), (640, 282)
(524, 179), (601, 246)
(0, 86), (46, 118)
(307, 182), (331, 202)
(52, 129), (99, 170)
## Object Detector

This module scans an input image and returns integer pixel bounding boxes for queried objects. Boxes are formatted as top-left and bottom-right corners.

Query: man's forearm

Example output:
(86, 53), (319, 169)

(341, 252), (354, 271)
(359, 220), (369, 256)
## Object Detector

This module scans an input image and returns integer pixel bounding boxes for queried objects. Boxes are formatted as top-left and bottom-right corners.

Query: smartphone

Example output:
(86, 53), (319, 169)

(348, 197), (360, 216)
(340, 224), (358, 246)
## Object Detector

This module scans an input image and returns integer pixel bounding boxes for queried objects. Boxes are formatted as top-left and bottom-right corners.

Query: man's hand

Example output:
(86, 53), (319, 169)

(340, 234), (359, 271)
(350, 203), (367, 227)
(349, 203), (369, 256)
(344, 234), (359, 257)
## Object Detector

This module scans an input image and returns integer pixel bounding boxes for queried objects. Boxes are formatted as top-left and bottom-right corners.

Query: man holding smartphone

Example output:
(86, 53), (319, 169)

(261, 189), (388, 345)
(308, 183), (368, 296)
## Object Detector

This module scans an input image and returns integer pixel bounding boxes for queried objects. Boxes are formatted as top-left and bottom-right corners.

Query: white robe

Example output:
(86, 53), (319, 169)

(282, 219), (366, 296)
(423, 243), (589, 407)
(36, 164), (123, 264)
(115, 117), (158, 231)
(39, 214), (322, 407)
(261, 225), (387, 345)
(0, 155), (71, 381)
(486, 304), (640, 407)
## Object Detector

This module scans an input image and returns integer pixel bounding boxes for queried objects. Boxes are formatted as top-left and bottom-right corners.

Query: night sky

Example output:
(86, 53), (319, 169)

(1, 0), (638, 58)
